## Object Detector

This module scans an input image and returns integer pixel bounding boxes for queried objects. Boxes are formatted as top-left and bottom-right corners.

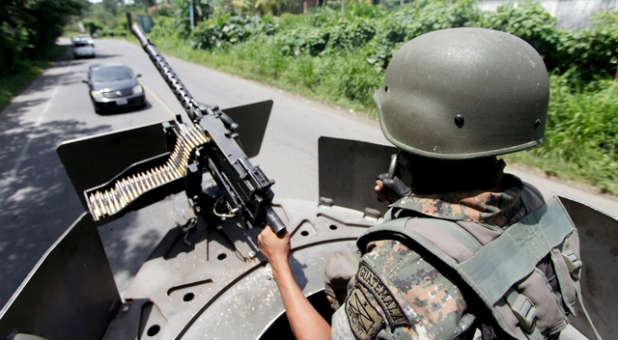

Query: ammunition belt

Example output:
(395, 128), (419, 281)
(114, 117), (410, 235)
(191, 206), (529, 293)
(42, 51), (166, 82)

(86, 123), (209, 221)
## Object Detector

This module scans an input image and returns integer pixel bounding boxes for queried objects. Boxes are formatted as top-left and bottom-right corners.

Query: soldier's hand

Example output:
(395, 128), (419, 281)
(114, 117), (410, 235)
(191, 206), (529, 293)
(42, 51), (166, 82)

(258, 226), (291, 266)
(375, 173), (411, 203)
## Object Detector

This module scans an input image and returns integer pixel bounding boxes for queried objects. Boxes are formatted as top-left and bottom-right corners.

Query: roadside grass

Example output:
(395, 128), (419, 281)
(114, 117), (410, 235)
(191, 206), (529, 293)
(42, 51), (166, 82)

(506, 76), (618, 194)
(142, 35), (618, 195)
(0, 45), (66, 112)
(149, 35), (380, 117)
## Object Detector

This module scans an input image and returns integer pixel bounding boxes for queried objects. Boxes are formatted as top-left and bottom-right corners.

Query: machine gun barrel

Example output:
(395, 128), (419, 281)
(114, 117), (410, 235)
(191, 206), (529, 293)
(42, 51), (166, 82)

(128, 13), (204, 122)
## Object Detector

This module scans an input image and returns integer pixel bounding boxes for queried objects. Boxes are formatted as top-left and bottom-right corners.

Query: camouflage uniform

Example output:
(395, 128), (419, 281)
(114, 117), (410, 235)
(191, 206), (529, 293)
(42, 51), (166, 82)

(325, 27), (590, 340)
(330, 175), (564, 340)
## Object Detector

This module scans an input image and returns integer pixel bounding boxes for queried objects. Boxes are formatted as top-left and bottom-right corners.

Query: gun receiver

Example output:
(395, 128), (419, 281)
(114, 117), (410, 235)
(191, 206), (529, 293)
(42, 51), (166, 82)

(84, 14), (286, 235)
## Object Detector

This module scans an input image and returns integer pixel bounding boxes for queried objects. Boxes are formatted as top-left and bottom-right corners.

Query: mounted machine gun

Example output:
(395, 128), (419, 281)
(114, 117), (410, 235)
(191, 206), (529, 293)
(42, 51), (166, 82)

(82, 13), (286, 236)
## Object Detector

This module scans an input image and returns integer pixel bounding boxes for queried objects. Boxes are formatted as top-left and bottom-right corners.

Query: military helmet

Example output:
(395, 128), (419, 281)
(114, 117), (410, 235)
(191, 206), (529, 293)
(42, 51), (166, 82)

(374, 27), (549, 160)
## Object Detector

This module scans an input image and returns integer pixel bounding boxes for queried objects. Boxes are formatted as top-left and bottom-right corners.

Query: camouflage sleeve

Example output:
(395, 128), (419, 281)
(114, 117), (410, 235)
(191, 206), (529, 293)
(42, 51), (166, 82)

(331, 240), (475, 340)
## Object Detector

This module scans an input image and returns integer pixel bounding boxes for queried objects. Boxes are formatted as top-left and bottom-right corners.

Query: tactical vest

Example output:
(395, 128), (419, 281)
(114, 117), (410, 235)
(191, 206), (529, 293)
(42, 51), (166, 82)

(357, 186), (595, 340)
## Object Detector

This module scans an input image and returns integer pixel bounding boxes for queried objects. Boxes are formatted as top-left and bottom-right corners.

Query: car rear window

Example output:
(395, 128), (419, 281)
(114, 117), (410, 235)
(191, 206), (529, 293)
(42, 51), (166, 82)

(92, 66), (133, 82)
(73, 42), (91, 47)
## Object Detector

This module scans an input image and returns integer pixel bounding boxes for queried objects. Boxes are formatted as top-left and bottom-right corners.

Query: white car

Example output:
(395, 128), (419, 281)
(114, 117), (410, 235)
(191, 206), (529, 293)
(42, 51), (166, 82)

(71, 35), (95, 58)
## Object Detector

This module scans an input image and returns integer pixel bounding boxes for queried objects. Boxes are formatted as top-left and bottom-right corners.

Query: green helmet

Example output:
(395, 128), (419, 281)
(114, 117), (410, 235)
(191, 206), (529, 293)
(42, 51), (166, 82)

(374, 27), (549, 160)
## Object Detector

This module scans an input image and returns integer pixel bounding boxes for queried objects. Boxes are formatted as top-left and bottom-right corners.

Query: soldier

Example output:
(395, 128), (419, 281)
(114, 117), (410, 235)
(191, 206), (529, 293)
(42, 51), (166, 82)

(258, 27), (593, 340)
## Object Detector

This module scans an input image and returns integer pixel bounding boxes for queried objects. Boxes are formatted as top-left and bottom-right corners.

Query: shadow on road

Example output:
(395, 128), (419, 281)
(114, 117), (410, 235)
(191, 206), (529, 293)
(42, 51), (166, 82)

(0, 106), (110, 306)
(90, 53), (120, 60)
(95, 101), (152, 116)
(19, 69), (81, 96)
(0, 66), (165, 307)
(60, 53), (120, 67)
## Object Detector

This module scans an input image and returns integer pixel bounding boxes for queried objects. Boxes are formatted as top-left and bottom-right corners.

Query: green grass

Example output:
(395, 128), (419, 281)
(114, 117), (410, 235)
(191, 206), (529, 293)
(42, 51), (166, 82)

(147, 35), (380, 118)
(0, 45), (66, 111)
(506, 76), (618, 194)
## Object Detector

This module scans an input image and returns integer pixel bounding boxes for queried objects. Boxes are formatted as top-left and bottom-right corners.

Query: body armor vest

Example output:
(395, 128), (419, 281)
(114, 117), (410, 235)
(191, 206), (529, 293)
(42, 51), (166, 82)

(357, 187), (590, 340)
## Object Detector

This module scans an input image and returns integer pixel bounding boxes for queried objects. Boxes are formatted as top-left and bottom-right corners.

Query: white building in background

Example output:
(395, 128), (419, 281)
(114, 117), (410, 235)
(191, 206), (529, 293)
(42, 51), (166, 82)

(478, 0), (618, 28)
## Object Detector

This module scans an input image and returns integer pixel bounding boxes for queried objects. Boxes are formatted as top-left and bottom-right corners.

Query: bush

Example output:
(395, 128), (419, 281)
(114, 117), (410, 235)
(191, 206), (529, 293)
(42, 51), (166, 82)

(556, 11), (618, 79)
(518, 75), (618, 192)
(277, 27), (330, 56)
(366, 0), (481, 70)
(0, 23), (30, 75)
(337, 56), (382, 107)
(478, 2), (618, 80)
(190, 15), (277, 50)
(83, 19), (104, 36)
(327, 19), (376, 52)
(99, 27), (127, 37)
(477, 2), (560, 67)
(153, 6), (175, 17)
(150, 16), (182, 40)
(347, 2), (385, 19)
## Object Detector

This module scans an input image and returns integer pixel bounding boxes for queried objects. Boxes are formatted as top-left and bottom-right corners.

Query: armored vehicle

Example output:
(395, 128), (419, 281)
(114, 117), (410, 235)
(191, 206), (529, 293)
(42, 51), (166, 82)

(1, 16), (615, 340)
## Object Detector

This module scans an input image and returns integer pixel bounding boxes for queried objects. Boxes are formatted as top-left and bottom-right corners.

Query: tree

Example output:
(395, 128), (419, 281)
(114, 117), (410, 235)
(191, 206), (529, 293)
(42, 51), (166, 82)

(133, 0), (157, 8)
(102, 0), (121, 15)
(0, 0), (86, 74)
(88, 3), (119, 29)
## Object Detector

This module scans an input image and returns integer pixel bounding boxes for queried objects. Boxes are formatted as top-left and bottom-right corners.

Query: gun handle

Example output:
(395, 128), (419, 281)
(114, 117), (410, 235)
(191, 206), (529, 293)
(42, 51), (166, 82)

(265, 206), (287, 236)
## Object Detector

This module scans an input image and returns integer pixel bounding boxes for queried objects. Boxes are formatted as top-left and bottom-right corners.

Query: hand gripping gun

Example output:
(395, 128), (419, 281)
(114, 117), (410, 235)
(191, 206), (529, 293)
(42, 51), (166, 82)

(76, 14), (286, 235)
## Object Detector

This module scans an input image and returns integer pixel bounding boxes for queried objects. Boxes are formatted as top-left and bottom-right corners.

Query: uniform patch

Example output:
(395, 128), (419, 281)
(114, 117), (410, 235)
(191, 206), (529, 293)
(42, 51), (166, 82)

(345, 288), (383, 340)
(357, 262), (409, 327)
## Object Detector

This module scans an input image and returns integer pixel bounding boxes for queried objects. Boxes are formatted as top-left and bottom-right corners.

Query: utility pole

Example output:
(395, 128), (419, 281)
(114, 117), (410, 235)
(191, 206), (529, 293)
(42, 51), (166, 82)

(189, 0), (195, 28)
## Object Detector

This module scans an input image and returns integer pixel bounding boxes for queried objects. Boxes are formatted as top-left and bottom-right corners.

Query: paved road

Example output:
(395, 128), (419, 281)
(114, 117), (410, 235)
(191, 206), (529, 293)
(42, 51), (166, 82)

(0, 38), (616, 308)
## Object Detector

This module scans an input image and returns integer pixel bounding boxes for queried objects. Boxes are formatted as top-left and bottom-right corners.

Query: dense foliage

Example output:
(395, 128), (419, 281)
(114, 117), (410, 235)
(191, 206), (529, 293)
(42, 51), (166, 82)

(190, 15), (277, 49)
(93, 1), (618, 192)
(509, 75), (617, 193)
(177, 1), (617, 80)
(0, 0), (86, 76)
(475, 2), (618, 79)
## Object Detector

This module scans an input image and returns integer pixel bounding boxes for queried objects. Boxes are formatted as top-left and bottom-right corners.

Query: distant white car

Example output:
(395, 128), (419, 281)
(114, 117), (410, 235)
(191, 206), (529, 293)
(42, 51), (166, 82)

(71, 35), (95, 59)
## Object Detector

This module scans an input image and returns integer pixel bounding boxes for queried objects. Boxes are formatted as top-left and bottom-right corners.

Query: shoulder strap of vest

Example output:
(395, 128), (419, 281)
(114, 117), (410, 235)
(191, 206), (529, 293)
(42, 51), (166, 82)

(460, 197), (575, 305)
(361, 197), (575, 306)
(520, 187), (602, 340)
